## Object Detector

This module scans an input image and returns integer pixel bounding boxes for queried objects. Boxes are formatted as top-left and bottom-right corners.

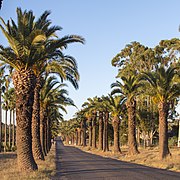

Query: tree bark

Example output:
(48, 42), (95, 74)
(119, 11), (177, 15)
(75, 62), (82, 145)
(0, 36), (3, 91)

(127, 99), (139, 155)
(75, 129), (78, 146)
(98, 111), (103, 151)
(158, 101), (171, 159)
(103, 111), (109, 152)
(12, 110), (15, 148)
(9, 110), (12, 149)
(88, 118), (92, 147)
(32, 76), (44, 160)
(13, 69), (37, 171)
(0, 86), (2, 152)
(113, 116), (121, 153)
(40, 108), (47, 156)
(4, 109), (7, 151)
(82, 118), (86, 147)
(77, 128), (81, 146)
(92, 112), (97, 149)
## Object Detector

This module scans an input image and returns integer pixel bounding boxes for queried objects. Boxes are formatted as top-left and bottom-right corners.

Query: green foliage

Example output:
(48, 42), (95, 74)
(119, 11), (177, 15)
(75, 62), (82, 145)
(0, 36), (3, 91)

(168, 136), (178, 147)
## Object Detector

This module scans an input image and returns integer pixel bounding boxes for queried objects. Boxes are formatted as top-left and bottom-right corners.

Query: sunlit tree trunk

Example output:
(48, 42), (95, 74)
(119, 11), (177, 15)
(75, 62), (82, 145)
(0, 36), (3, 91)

(40, 108), (47, 156)
(103, 111), (109, 152)
(88, 117), (92, 147)
(98, 111), (103, 151)
(127, 99), (139, 155)
(32, 77), (44, 160)
(4, 109), (7, 151)
(13, 69), (37, 171)
(158, 101), (171, 159)
(12, 110), (15, 148)
(92, 112), (97, 149)
(113, 115), (121, 153)
(0, 86), (2, 152)
(9, 110), (12, 149)
(82, 118), (86, 147)
(77, 128), (81, 146)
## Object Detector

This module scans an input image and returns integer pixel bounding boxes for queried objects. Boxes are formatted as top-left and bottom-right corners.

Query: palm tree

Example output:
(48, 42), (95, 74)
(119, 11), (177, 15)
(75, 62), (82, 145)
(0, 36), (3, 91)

(40, 76), (75, 154)
(142, 65), (180, 159)
(0, 66), (5, 152)
(0, 8), (51, 170)
(105, 94), (126, 153)
(85, 112), (93, 148)
(0, 8), (84, 171)
(111, 75), (143, 155)
(2, 75), (10, 151)
(98, 111), (103, 151)
(82, 97), (100, 149)
(30, 10), (83, 160)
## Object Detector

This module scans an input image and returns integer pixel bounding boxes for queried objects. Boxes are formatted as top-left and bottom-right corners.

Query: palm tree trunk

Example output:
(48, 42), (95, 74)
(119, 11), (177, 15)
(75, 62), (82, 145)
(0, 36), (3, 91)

(46, 117), (50, 152)
(103, 111), (109, 152)
(75, 129), (78, 145)
(92, 112), (97, 149)
(4, 109), (7, 152)
(32, 77), (44, 160)
(82, 118), (86, 147)
(158, 101), (170, 159)
(127, 100), (139, 155)
(98, 111), (103, 151)
(113, 116), (121, 153)
(88, 118), (92, 147)
(12, 110), (15, 148)
(40, 108), (47, 156)
(9, 110), (12, 149)
(77, 128), (81, 146)
(13, 69), (38, 171)
(0, 87), (2, 152)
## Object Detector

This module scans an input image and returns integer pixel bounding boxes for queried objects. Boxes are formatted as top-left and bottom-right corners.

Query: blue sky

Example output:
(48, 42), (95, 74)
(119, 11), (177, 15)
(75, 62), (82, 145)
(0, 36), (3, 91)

(0, 0), (180, 119)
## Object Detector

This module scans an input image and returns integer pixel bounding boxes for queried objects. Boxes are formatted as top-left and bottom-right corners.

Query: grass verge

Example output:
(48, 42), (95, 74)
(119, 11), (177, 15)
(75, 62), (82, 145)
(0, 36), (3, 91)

(0, 144), (56, 180)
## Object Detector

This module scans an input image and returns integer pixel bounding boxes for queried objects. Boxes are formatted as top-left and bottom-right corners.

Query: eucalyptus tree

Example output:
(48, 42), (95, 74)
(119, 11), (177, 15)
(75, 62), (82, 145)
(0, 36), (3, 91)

(0, 8), (84, 171)
(111, 75), (143, 155)
(112, 41), (156, 78)
(142, 65), (180, 159)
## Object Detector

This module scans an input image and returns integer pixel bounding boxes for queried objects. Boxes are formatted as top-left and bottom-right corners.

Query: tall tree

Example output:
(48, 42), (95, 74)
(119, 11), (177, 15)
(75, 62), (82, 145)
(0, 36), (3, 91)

(0, 8), (84, 171)
(105, 94), (126, 153)
(0, 66), (5, 152)
(142, 65), (180, 159)
(111, 75), (143, 155)
(30, 10), (83, 160)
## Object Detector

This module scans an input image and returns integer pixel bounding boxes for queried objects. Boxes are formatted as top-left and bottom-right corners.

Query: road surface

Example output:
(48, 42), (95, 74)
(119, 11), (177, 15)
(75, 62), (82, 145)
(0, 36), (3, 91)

(52, 138), (180, 180)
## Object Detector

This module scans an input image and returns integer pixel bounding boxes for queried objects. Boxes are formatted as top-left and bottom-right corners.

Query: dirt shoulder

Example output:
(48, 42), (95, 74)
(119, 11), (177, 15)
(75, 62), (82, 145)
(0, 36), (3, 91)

(0, 144), (56, 180)
(76, 145), (180, 172)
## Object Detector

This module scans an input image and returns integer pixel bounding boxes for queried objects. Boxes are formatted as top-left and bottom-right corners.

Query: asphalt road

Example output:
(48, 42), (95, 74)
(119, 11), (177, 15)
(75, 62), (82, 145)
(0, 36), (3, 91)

(52, 138), (180, 180)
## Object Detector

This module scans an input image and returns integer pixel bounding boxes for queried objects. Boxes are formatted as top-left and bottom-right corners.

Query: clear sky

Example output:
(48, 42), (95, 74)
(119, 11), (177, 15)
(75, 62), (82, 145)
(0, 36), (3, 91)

(0, 0), (180, 120)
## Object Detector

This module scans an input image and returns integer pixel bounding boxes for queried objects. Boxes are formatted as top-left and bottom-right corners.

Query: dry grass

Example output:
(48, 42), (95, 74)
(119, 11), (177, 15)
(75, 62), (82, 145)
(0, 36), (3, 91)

(79, 146), (180, 172)
(0, 144), (56, 180)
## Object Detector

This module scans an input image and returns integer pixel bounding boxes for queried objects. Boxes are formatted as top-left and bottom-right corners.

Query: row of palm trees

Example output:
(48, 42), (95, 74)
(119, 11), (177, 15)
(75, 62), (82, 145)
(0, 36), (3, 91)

(0, 8), (84, 171)
(60, 41), (179, 160)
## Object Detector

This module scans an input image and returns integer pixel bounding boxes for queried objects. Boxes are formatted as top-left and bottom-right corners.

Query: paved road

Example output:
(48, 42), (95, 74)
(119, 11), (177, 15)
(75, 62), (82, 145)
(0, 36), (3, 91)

(52, 139), (180, 180)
